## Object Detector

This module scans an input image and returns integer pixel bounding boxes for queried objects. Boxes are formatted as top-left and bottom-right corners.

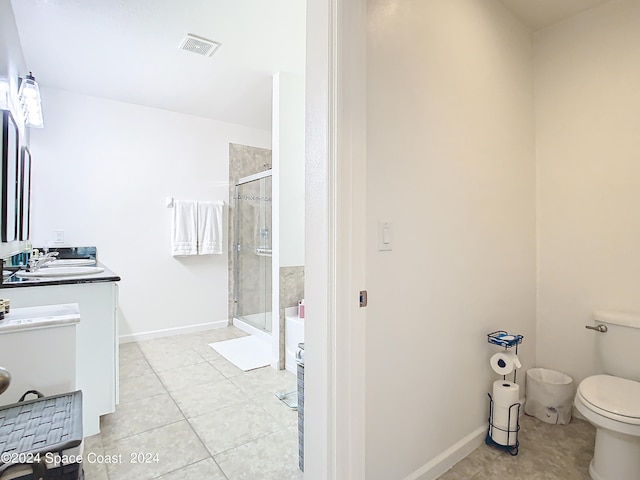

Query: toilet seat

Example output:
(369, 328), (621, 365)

(577, 375), (640, 426)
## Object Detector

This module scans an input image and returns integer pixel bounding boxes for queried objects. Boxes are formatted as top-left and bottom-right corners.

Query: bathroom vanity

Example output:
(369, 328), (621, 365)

(1, 263), (120, 437)
(0, 303), (80, 404)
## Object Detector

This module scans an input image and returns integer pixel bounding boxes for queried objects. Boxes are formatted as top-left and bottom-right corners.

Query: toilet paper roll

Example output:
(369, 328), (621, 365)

(490, 351), (522, 376)
(490, 406), (519, 446)
(490, 380), (520, 446)
(492, 380), (520, 407)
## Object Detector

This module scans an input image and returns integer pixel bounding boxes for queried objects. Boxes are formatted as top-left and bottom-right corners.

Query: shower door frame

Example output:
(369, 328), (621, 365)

(233, 170), (273, 331)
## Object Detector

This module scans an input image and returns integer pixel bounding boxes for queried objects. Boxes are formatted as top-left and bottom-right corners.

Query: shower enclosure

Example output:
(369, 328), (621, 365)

(233, 170), (272, 336)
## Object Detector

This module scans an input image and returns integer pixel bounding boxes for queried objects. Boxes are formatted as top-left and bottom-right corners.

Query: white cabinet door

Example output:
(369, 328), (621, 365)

(6, 282), (118, 436)
(0, 324), (77, 405)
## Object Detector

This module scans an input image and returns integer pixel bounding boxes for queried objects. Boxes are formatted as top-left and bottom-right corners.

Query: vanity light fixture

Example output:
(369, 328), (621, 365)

(18, 72), (44, 128)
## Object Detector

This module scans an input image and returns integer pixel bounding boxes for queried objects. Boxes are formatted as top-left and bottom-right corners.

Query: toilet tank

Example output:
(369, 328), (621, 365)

(593, 310), (640, 382)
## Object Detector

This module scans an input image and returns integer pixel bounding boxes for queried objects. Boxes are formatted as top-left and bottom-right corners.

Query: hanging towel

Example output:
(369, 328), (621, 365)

(198, 201), (224, 255)
(171, 200), (198, 256)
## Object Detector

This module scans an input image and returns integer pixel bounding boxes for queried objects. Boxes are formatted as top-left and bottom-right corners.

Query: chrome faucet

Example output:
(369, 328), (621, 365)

(28, 251), (59, 272)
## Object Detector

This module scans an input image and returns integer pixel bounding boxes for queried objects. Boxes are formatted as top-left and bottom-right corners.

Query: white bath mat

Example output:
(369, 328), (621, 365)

(209, 336), (271, 371)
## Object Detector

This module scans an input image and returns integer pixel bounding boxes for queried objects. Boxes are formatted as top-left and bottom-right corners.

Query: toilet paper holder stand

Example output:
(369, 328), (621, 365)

(487, 331), (523, 348)
(486, 392), (521, 455)
(486, 331), (523, 456)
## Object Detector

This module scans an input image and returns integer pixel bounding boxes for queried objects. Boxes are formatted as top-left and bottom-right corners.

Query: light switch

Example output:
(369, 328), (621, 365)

(378, 221), (392, 251)
(382, 225), (391, 244)
(54, 230), (64, 244)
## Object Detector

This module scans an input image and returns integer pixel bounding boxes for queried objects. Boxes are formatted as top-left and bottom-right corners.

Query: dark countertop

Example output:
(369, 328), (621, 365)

(1, 262), (120, 289)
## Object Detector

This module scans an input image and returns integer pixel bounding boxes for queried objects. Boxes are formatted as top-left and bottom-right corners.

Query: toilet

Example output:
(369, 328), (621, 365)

(574, 310), (640, 480)
(284, 306), (304, 374)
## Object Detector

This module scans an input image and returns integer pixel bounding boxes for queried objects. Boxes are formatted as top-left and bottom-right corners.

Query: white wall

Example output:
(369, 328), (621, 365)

(535, 0), (640, 385)
(29, 87), (270, 337)
(271, 72), (305, 365)
(272, 72), (305, 268)
(366, 1), (536, 478)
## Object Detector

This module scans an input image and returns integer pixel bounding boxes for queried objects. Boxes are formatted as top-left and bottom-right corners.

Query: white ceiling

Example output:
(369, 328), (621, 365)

(10, 1), (611, 132)
(10, 0), (306, 132)
(499, 0), (611, 31)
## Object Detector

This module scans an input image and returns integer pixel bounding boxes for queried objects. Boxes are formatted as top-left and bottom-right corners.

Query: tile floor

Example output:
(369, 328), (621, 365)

(437, 413), (596, 480)
(83, 326), (303, 480)
(82, 326), (597, 480)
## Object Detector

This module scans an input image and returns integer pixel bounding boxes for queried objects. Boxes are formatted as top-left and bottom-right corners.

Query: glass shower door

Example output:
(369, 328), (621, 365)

(234, 172), (272, 333)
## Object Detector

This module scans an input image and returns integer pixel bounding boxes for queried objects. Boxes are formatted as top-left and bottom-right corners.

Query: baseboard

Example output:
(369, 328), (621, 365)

(119, 320), (228, 344)
(403, 426), (486, 480)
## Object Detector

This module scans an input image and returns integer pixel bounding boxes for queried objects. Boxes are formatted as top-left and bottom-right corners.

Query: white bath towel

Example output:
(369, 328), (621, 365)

(171, 200), (198, 256)
(198, 201), (224, 255)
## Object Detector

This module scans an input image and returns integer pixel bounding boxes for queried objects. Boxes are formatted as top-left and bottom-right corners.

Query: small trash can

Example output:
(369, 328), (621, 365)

(296, 342), (305, 472)
(525, 368), (574, 425)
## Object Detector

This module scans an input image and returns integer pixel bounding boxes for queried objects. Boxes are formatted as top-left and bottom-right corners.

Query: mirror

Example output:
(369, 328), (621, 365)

(1, 110), (19, 242)
(19, 146), (31, 240)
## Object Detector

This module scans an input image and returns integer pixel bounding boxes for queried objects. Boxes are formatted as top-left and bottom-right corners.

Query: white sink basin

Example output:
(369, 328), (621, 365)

(16, 266), (105, 278)
(43, 259), (96, 267)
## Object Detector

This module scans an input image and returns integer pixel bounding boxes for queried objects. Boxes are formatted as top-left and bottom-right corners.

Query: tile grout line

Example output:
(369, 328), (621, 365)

(182, 383), (295, 463)
(105, 343), (193, 477)
(155, 362), (240, 394)
(117, 385), (167, 405)
(142, 340), (231, 480)
(115, 332), (299, 479)
(101, 419), (185, 449)
(148, 458), (228, 480)
(100, 381), (184, 446)
(211, 422), (296, 458)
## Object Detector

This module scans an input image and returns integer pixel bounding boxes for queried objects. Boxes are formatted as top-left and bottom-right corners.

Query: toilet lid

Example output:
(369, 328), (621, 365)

(579, 375), (640, 420)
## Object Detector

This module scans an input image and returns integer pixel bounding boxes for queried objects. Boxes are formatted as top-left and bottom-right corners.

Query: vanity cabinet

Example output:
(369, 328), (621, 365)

(0, 304), (80, 405)
(6, 281), (118, 436)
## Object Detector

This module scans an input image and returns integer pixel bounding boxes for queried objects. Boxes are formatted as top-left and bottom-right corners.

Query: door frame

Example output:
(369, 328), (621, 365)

(305, 0), (367, 478)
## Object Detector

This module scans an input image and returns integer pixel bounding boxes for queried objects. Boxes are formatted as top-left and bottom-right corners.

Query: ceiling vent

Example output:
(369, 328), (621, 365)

(179, 34), (221, 57)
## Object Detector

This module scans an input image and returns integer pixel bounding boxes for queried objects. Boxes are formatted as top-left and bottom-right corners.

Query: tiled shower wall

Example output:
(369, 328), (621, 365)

(228, 143), (272, 323)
